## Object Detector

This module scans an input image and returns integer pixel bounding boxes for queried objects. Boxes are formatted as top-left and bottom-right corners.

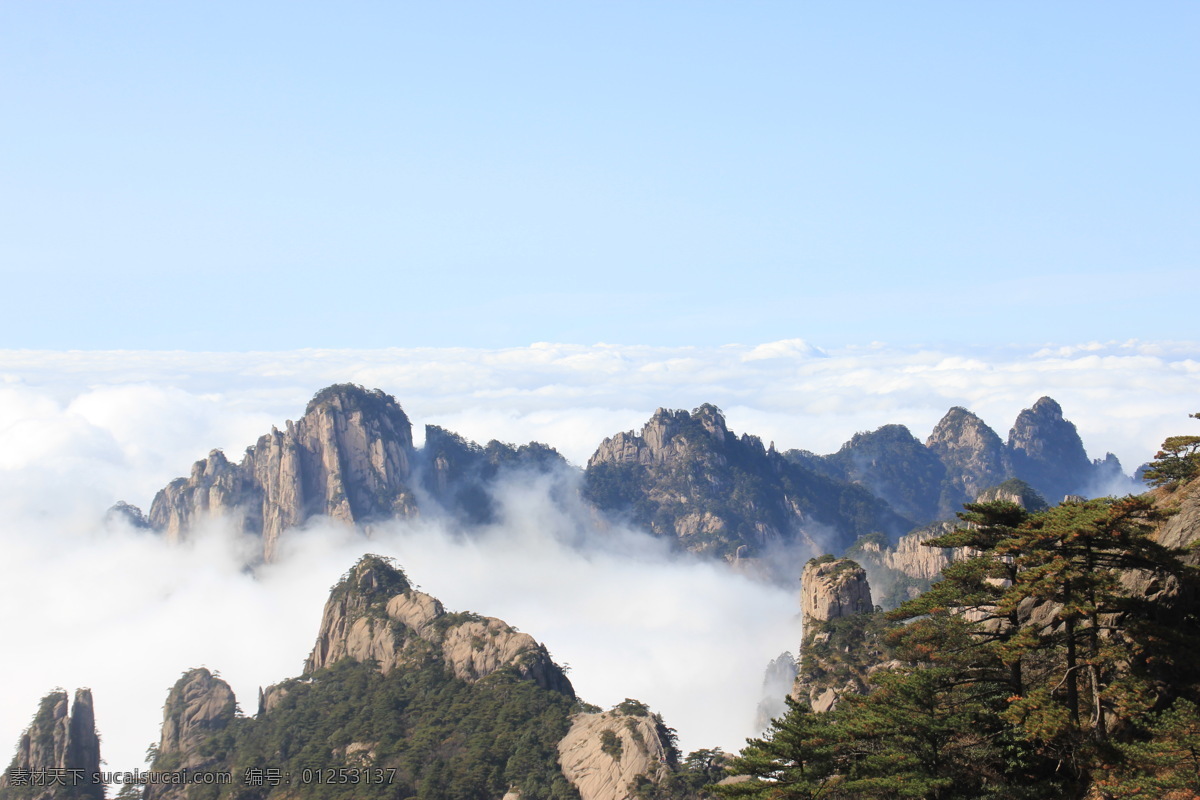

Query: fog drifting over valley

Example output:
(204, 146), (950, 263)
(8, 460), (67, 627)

(0, 339), (1197, 775)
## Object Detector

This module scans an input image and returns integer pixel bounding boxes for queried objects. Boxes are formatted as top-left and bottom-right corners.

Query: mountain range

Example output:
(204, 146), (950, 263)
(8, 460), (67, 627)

(119, 384), (1132, 573)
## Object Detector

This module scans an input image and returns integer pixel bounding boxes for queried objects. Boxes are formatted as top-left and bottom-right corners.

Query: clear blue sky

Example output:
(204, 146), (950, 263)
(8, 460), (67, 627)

(2, 2), (1195, 350)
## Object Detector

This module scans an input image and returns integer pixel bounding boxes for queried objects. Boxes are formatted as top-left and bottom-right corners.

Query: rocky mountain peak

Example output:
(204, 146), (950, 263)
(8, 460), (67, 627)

(156, 669), (236, 765)
(1, 688), (103, 799)
(148, 385), (419, 561)
(304, 383), (405, 418)
(827, 424), (947, 525)
(304, 555), (573, 696)
(925, 406), (1008, 516)
(1006, 396), (1093, 502)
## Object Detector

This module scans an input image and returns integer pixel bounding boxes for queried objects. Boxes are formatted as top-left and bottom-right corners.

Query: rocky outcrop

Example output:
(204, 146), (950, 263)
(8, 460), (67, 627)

(1, 689), (103, 800)
(155, 669), (236, 768)
(792, 559), (879, 713)
(975, 478), (1049, 511)
(148, 385), (418, 560)
(558, 702), (673, 800)
(1005, 396), (1096, 504)
(586, 405), (912, 565)
(926, 407), (1009, 518)
(303, 555), (574, 696)
(145, 669), (236, 800)
(800, 557), (873, 630)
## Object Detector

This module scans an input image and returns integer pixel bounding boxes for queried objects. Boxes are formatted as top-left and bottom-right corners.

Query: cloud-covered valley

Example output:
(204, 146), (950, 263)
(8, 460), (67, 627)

(0, 339), (1196, 776)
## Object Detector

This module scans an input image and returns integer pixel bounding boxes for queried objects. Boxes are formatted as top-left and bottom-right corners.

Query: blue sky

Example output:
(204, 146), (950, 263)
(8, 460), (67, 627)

(2, 2), (1196, 349)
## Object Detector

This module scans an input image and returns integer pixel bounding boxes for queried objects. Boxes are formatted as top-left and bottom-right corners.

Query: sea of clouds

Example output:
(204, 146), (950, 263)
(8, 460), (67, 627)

(0, 339), (1196, 776)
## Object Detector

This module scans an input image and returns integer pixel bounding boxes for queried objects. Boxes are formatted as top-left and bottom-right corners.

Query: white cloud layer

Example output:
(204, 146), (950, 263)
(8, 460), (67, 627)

(0, 339), (1197, 777)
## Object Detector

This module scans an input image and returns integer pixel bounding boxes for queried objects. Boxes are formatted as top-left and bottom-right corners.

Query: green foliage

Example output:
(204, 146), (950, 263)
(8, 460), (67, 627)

(728, 492), (1200, 799)
(617, 698), (651, 717)
(1143, 412), (1200, 488)
(152, 658), (579, 800)
(1105, 698), (1200, 797)
(600, 729), (623, 761)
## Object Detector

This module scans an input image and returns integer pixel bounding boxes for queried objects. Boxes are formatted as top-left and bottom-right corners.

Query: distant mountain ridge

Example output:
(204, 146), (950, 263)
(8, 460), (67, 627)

(127, 384), (1131, 568)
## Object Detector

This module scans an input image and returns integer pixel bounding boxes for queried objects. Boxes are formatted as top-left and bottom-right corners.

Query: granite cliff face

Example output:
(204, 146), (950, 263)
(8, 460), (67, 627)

(558, 702), (674, 800)
(799, 558), (874, 630)
(146, 669), (236, 800)
(792, 558), (879, 713)
(302, 555), (574, 695)
(926, 407), (1008, 518)
(0, 689), (103, 800)
(149, 385), (419, 560)
(585, 405), (911, 563)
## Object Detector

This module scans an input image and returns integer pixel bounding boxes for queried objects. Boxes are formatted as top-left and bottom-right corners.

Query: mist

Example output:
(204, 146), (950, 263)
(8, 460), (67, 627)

(0, 465), (801, 775)
(1, 339), (1197, 778)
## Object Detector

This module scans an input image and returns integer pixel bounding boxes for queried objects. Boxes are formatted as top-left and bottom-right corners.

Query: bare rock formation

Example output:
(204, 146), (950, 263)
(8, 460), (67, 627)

(800, 557), (873, 630)
(303, 555), (574, 696)
(149, 385), (418, 560)
(1, 688), (103, 800)
(926, 406), (1008, 518)
(558, 702), (673, 800)
(793, 558), (877, 713)
(145, 668), (236, 800)
(585, 404), (911, 564)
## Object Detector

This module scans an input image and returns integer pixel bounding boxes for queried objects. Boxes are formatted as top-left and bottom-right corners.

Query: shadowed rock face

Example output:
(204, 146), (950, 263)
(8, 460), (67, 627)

(1, 688), (103, 800)
(303, 556), (575, 697)
(149, 385), (418, 560)
(1005, 396), (1094, 504)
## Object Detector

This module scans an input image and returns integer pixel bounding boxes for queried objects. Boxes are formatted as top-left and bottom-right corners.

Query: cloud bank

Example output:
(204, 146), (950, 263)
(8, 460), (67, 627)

(0, 339), (1196, 776)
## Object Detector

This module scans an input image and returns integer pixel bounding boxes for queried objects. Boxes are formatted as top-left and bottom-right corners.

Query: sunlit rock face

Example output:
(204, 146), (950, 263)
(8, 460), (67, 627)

(926, 406), (1009, 518)
(791, 558), (877, 713)
(585, 404), (911, 564)
(800, 557), (873, 629)
(558, 703), (674, 800)
(149, 384), (418, 560)
(303, 556), (575, 696)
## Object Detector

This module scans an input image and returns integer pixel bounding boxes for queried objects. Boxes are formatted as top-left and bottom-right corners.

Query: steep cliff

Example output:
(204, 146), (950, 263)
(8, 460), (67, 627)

(303, 555), (574, 696)
(792, 558), (884, 712)
(149, 385), (419, 560)
(925, 406), (1008, 518)
(1005, 396), (1097, 504)
(799, 557), (874, 630)
(0, 689), (103, 800)
(558, 701), (675, 800)
(146, 670), (236, 800)
(585, 404), (911, 563)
